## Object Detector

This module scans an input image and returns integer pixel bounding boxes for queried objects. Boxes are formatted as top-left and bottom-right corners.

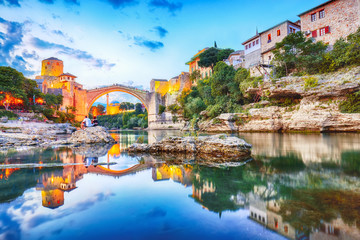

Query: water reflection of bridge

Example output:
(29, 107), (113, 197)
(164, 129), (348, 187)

(87, 164), (148, 178)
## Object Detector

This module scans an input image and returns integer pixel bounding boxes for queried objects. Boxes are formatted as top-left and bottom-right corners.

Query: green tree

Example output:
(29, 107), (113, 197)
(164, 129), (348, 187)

(217, 48), (234, 62)
(135, 103), (142, 114)
(198, 47), (220, 71)
(189, 70), (201, 83)
(273, 31), (327, 76)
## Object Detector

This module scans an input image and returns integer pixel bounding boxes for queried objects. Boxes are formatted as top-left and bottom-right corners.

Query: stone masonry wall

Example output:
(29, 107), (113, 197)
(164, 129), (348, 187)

(300, 0), (360, 46)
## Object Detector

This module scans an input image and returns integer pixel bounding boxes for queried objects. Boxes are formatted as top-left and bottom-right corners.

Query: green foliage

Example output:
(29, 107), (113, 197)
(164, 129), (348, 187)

(44, 94), (63, 109)
(189, 70), (201, 83)
(198, 47), (219, 70)
(217, 48), (234, 62)
(167, 104), (180, 114)
(239, 76), (263, 93)
(303, 76), (319, 90)
(120, 102), (135, 110)
(158, 104), (166, 115)
(97, 111), (148, 129)
(0, 67), (42, 107)
(320, 27), (360, 72)
(0, 110), (18, 118)
(136, 136), (144, 143)
(339, 91), (360, 113)
(135, 103), (143, 114)
(273, 31), (327, 76)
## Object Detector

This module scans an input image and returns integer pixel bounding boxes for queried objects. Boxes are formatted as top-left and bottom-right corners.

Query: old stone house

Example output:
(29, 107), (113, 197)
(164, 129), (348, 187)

(299, 0), (360, 46)
(242, 20), (300, 77)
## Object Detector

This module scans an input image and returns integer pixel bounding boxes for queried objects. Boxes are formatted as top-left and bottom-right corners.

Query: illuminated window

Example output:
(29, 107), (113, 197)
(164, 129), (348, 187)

(268, 34), (271, 43)
(319, 9), (325, 19)
(311, 13), (317, 22)
(274, 218), (278, 229)
(277, 30), (281, 36)
(47, 62), (50, 65)
(56, 62), (59, 66)
(284, 225), (288, 233)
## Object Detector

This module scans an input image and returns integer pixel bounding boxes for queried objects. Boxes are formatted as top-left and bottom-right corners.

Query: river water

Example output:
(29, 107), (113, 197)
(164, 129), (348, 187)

(0, 131), (360, 240)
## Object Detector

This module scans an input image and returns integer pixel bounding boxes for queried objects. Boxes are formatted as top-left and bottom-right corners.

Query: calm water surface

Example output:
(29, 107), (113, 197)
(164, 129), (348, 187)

(0, 131), (360, 240)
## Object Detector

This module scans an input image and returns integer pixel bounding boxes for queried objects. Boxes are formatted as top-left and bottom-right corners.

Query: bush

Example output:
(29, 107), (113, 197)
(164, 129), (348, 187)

(339, 91), (360, 113)
(0, 110), (18, 118)
(158, 105), (166, 115)
(167, 104), (180, 114)
(303, 76), (319, 90)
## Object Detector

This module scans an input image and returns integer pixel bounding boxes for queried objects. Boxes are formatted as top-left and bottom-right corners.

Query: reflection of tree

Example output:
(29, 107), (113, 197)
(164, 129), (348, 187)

(341, 151), (360, 176)
(278, 189), (360, 234)
(260, 153), (306, 173)
(0, 168), (52, 203)
(191, 163), (266, 214)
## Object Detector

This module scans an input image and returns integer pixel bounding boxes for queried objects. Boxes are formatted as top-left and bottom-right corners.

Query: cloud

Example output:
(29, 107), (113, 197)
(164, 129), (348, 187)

(152, 26), (168, 38)
(64, 0), (79, 5)
(31, 37), (116, 69)
(52, 29), (74, 42)
(39, 0), (55, 4)
(0, 0), (20, 7)
(148, 0), (182, 14)
(0, 17), (24, 65)
(103, 0), (138, 9)
(22, 50), (39, 60)
(133, 36), (163, 52)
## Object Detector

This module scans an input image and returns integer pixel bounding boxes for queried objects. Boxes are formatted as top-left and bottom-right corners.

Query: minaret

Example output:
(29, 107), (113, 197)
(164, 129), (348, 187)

(106, 94), (109, 115)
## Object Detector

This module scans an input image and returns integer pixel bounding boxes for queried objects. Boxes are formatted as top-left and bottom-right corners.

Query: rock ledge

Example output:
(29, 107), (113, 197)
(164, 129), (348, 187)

(127, 134), (252, 160)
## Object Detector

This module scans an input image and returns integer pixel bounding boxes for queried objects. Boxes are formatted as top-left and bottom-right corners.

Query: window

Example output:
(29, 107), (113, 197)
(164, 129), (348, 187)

(320, 27), (326, 36)
(269, 56), (271, 61)
(284, 225), (288, 233)
(253, 41), (255, 46)
(268, 34), (271, 43)
(248, 43), (251, 49)
(256, 39), (259, 45)
(47, 62), (50, 65)
(319, 9), (325, 19)
(251, 212), (253, 217)
(289, 27), (296, 34)
(277, 29), (281, 36)
(311, 13), (317, 22)
(312, 30), (317, 38)
(325, 26), (330, 34)
(274, 218), (278, 229)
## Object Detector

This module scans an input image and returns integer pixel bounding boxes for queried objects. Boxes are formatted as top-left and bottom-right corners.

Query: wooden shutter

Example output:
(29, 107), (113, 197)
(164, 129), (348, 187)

(312, 30), (317, 38)
(325, 26), (330, 34)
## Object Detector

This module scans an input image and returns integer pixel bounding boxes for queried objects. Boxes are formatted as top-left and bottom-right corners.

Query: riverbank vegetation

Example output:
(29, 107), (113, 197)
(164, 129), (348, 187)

(273, 27), (360, 77)
(178, 28), (360, 123)
(0, 66), (78, 123)
(97, 105), (148, 129)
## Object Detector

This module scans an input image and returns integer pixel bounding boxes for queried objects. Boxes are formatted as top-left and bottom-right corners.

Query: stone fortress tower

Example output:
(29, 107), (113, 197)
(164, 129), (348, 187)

(41, 57), (64, 77)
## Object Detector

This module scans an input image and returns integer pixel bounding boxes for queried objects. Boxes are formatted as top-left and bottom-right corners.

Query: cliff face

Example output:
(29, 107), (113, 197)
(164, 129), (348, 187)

(199, 67), (360, 133)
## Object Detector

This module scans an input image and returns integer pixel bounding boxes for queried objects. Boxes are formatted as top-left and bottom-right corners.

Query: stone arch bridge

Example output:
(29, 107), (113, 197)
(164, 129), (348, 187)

(74, 84), (159, 127)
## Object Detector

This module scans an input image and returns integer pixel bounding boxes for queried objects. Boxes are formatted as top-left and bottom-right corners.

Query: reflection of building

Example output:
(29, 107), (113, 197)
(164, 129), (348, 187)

(152, 164), (193, 187)
(248, 189), (308, 240)
(42, 189), (64, 209)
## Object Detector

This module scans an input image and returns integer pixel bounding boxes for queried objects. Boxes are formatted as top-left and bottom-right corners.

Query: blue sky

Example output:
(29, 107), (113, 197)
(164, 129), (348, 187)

(0, 0), (328, 90)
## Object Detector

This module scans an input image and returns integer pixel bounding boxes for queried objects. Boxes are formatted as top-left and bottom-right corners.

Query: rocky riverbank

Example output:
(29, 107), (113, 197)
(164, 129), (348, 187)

(195, 67), (360, 133)
(127, 134), (252, 161)
(0, 122), (115, 151)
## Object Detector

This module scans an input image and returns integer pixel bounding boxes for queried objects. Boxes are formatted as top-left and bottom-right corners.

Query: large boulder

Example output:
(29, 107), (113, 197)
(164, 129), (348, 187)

(68, 126), (116, 144)
(127, 134), (252, 160)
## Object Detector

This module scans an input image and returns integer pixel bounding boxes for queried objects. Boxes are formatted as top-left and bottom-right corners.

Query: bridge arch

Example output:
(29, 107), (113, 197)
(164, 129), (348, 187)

(85, 85), (150, 115)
